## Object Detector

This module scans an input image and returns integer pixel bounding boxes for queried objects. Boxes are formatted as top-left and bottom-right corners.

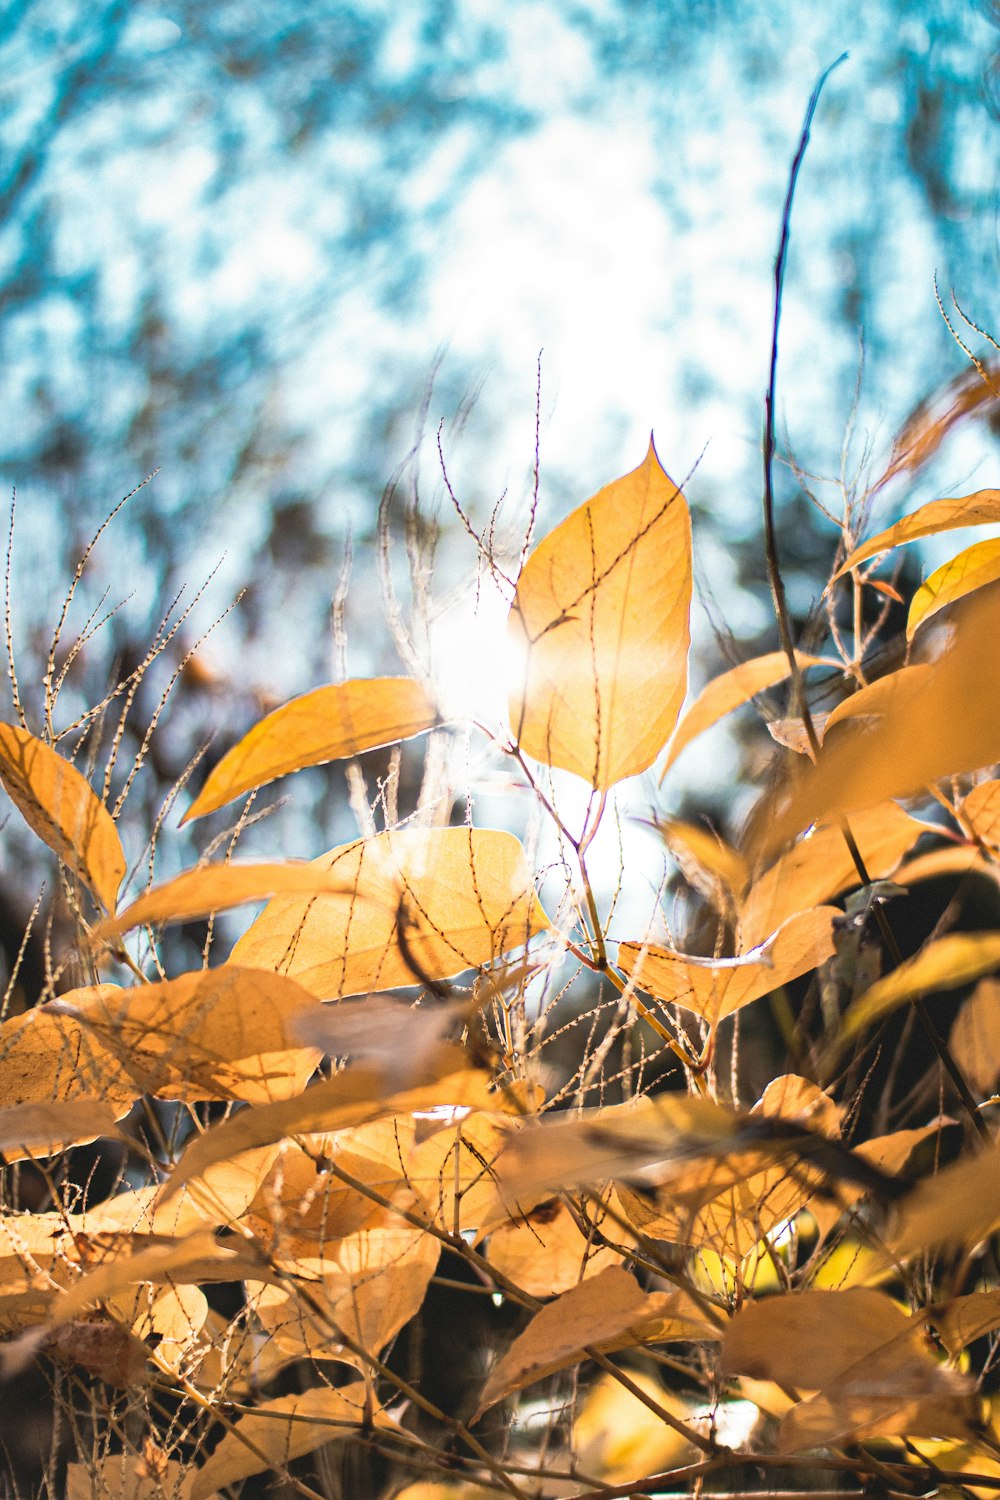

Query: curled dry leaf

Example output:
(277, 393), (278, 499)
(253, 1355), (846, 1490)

(618, 906), (837, 1027)
(0, 722), (125, 912)
(661, 650), (835, 777)
(182, 676), (440, 822)
(842, 931), (1000, 1039)
(833, 487), (1000, 580)
(49, 966), (323, 1103)
(190, 1381), (395, 1500)
(230, 825), (549, 999)
(507, 438), (691, 788)
(473, 1265), (715, 1420)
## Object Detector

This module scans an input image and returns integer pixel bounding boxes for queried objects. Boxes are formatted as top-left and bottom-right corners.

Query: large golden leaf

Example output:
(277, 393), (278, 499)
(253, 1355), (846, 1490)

(833, 488), (1000, 579)
(906, 537), (1000, 640)
(182, 677), (439, 822)
(507, 439), (691, 787)
(53, 966), (323, 1103)
(0, 723), (125, 912)
(230, 825), (548, 998)
(661, 650), (833, 777)
(0, 999), (138, 1119)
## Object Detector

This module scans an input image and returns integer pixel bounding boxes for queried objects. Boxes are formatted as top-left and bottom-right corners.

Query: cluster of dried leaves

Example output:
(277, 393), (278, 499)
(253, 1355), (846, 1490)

(7, 422), (1000, 1500)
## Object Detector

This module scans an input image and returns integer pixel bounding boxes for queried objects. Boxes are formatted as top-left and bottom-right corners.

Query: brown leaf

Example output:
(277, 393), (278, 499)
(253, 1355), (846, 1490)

(0, 723), (125, 912)
(661, 650), (835, 776)
(507, 439), (691, 788)
(833, 488), (1000, 579)
(721, 1287), (913, 1390)
(65, 1454), (190, 1500)
(290, 994), (468, 1093)
(889, 1138), (1000, 1257)
(230, 825), (548, 999)
(49, 1317), (148, 1387)
(183, 677), (439, 822)
(474, 1265), (712, 1418)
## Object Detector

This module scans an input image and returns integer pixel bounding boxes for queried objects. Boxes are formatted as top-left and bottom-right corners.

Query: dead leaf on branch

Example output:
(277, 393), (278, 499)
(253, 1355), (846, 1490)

(507, 438), (691, 788)
(0, 722), (125, 912)
(183, 676), (440, 822)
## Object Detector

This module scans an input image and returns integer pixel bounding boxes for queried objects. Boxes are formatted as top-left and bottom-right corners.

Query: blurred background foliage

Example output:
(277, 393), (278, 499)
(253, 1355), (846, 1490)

(2, 0), (1000, 924)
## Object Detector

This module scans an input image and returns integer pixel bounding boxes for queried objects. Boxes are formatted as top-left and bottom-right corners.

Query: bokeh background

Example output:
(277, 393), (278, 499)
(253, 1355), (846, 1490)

(2, 0), (1000, 888)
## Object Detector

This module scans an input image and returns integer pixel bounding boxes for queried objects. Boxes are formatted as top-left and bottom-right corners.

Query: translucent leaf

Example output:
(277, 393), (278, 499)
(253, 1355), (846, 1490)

(907, 537), (1000, 640)
(928, 1289), (1000, 1357)
(94, 861), (359, 945)
(758, 585), (1000, 848)
(51, 966), (323, 1103)
(66, 1455), (191, 1500)
(661, 650), (834, 776)
(842, 932), (1000, 1038)
(190, 1382), (395, 1500)
(618, 907), (837, 1026)
(473, 1265), (712, 1419)
(721, 1288), (913, 1390)
(648, 818), (748, 913)
(0, 723), (125, 912)
(574, 1370), (695, 1485)
(183, 677), (439, 822)
(0, 1000), (138, 1121)
(739, 803), (921, 948)
(507, 439), (691, 788)
(960, 777), (1000, 845)
(230, 825), (548, 999)
(162, 1063), (494, 1202)
(890, 1138), (1000, 1256)
(486, 1200), (619, 1297)
(949, 977), (1000, 1095)
(833, 488), (1000, 579)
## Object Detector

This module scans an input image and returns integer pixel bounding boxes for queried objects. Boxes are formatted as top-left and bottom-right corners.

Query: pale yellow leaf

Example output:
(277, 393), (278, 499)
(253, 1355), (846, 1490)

(739, 802), (921, 948)
(890, 1138), (1000, 1257)
(618, 907), (837, 1025)
(230, 825), (548, 999)
(833, 488), (1000, 579)
(0, 1000), (138, 1121)
(842, 932), (1000, 1038)
(107, 1282), (209, 1376)
(649, 818), (748, 911)
(190, 1382), (394, 1500)
(907, 537), (1000, 640)
(661, 650), (835, 776)
(574, 1370), (695, 1484)
(507, 439), (691, 788)
(950, 977), (1000, 1095)
(0, 723), (125, 912)
(52, 966), (322, 1103)
(65, 1455), (192, 1500)
(162, 1063), (495, 1202)
(474, 1265), (710, 1418)
(183, 677), (439, 823)
(93, 861), (359, 945)
(960, 777), (1000, 846)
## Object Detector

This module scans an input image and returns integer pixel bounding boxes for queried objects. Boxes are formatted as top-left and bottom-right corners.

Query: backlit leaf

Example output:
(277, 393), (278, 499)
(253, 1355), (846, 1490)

(890, 1137), (1000, 1256)
(182, 677), (439, 822)
(0, 999), (138, 1120)
(507, 439), (691, 788)
(574, 1370), (695, 1486)
(960, 777), (1000, 845)
(906, 537), (1000, 640)
(66, 1456), (191, 1500)
(0, 723), (125, 912)
(230, 825), (548, 998)
(486, 1200), (619, 1297)
(833, 488), (1000, 579)
(649, 818), (748, 913)
(949, 978), (1000, 1095)
(661, 650), (834, 776)
(50, 967), (323, 1103)
(473, 1265), (711, 1418)
(721, 1288), (914, 1390)
(842, 932), (1000, 1038)
(190, 1382), (395, 1500)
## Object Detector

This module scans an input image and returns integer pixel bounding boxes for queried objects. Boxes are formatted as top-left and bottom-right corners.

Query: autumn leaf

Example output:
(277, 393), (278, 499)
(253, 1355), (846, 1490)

(661, 650), (835, 777)
(473, 1265), (713, 1419)
(182, 676), (439, 822)
(0, 1099), (118, 1155)
(646, 817), (748, 914)
(889, 1137), (1000, 1257)
(486, 1200), (619, 1297)
(507, 438), (691, 788)
(0, 999), (138, 1121)
(191, 1382), (395, 1500)
(841, 932), (1000, 1038)
(906, 537), (1000, 639)
(960, 777), (1000, 845)
(66, 1455), (190, 1500)
(833, 487), (1000, 579)
(230, 825), (548, 999)
(949, 978), (1000, 1094)
(0, 723), (125, 912)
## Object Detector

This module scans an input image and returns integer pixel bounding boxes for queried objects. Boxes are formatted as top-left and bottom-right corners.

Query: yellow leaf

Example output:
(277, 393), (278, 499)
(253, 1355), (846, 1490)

(739, 802), (921, 948)
(486, 1200), (619, 1297)
(928, 1290), (1000, 1357)
(230, 825), (548, 999)
(890, 1138), (1000, 1257)
(0, 999), (138, 1120)
(907, 537), (1000, 640)
(190, 1382), (395, 1500)
(757, 584), (1000, 848)
(721, 1287), (913, 1391)
(950, 978), (1000, 1095)
(960, 777), (1000, 845)
(507, 439), (691, 788)
(93, 860), (360, 945)
(618, 907), (837, 1026)
(52, 966), (323, 1103)
(0, 723), (125, 912)
(473, 1265), (711, 1419)
(649, 818), (749, 912)
(66, 1455), (192, 1500)
(574, 1370), (695, 1484)
(661, 650), (835, 776)
(0, 1099), (118, 1154)
(182, 677), (439, 822)
(162, 1063), (495, 1202)
(833, 488), (1000, 579)
(842, 932), (1000, 1038)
